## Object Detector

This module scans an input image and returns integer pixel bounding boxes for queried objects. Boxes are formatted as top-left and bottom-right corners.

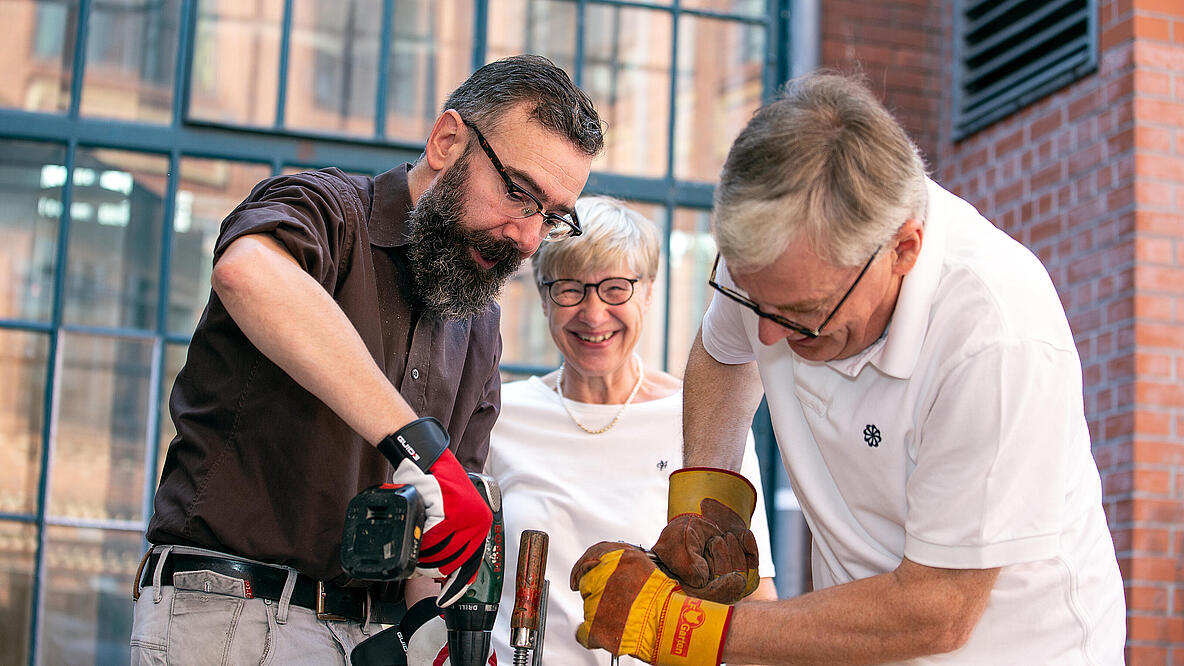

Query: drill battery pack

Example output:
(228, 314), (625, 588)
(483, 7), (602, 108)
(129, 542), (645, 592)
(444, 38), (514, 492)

(341, 483), (425, 580)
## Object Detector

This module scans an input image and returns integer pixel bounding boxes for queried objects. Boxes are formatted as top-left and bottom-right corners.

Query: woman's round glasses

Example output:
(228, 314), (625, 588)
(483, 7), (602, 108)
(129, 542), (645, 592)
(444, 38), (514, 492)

(542, 277), (639, 307)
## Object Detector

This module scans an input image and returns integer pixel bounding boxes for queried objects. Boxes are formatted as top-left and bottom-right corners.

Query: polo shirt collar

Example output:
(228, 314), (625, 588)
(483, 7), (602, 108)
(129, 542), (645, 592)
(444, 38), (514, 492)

(824, 178), (947, 380)
(369, 162), (415, 248)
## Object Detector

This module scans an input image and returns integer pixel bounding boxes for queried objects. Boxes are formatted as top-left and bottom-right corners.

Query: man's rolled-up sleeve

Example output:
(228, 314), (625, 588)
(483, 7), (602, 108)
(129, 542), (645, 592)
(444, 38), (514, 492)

(213, 171), (358, 290)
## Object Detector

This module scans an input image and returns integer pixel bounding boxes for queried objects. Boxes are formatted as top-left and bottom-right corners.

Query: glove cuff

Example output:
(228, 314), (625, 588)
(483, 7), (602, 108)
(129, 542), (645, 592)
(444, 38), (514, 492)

(654, 590), (733, 666)
(667, 467), (756, 526)
(378, 417), (451, 473)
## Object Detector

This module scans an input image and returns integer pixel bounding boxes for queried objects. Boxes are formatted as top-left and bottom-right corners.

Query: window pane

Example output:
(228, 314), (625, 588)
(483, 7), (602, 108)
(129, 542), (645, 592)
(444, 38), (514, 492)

(632, 202), (668, 370)
(48, 333), (153, 523)
(383, 0), (474, 143)
(667, 207), (716, 374)
(0, 0), (78, 113)
(64, 148), (168, 330)
(188, 0), (282, 127)
(681, 0), (765, 15)
(497, 265), (558, 370)
(584, 6), (673, 178)
(170, 158), (270, 336)
(79, 0), (181, 123)
(38, 526), (140, 665)
(285, 0), (380, 137)
(0, 330), (49, 515)
(0, 521), (37, 665)
(674, 15), (765, 181)
(486, 0), (576, 74)
(0, 139), (66, 323)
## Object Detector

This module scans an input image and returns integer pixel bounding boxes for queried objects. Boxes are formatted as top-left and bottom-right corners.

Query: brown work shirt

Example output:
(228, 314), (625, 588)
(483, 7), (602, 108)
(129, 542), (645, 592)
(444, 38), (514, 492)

(147, 164), (502, 582)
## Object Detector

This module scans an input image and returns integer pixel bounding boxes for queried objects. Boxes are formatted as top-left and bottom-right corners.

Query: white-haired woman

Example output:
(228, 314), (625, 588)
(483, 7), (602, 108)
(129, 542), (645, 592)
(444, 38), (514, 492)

(486, 196), (778, 666)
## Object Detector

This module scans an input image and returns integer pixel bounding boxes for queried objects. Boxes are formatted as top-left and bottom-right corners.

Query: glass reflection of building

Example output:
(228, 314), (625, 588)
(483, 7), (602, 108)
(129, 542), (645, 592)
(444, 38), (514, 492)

(0, 0), (792, 662)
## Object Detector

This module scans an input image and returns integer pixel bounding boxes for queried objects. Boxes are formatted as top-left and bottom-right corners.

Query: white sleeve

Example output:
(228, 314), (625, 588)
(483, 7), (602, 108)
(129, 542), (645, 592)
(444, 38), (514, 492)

(739, 430), (777, 578)
(904, 340), (1080, 568)
(701, 256), (758, 365)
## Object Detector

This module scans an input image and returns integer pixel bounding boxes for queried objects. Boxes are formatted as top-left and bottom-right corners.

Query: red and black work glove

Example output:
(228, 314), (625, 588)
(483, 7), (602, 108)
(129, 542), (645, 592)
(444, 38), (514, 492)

(570, 541), (734, 666)
(379, 417), (492, 607)
(651, 467), (760, 604)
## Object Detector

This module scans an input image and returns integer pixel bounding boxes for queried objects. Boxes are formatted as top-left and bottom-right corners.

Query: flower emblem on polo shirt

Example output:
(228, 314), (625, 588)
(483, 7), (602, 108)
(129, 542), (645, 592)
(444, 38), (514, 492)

(863, 424), (881, 448)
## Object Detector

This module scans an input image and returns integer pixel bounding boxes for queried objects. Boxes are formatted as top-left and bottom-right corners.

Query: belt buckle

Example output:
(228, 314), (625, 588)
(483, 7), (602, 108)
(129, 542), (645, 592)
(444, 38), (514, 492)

(315, 581), (350, 622)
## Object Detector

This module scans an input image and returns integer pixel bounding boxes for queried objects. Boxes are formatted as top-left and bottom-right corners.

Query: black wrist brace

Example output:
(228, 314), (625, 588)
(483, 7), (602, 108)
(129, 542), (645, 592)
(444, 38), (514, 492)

(377, 416), (451, 473)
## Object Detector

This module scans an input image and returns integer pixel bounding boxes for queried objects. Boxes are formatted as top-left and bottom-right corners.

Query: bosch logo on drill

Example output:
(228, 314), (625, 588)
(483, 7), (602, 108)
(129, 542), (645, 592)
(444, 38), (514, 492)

(488, 523), (504, 574)
(395, 434), (421, 461)
(670, 597), (707, 656)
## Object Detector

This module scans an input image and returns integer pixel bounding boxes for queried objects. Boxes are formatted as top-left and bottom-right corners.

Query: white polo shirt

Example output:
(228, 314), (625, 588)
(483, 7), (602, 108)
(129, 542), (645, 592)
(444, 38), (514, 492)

(702, 179), (1125, 664)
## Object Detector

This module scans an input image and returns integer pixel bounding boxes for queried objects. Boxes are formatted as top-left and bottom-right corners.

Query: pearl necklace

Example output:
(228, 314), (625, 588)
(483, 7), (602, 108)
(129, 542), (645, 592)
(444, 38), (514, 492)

(555, 355), (645, 435)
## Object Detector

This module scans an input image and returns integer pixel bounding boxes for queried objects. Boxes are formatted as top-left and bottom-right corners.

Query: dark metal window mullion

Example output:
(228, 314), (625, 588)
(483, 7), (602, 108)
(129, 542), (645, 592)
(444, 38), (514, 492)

(173, 0), (196, 127)
(767, 0), (790, 99)
(141, 150), (182, 542)
(374, 0), (395, 139)
(574, 0), (587, 89)
(471, 0), (489, 73)
(66, 0), (94, 119)
(0, 321), (54, 333)
(0, 512), (37, 524)
(658, 0), (682, 373)
(275, 0), (296, 129)
(27, 135), (80, 666)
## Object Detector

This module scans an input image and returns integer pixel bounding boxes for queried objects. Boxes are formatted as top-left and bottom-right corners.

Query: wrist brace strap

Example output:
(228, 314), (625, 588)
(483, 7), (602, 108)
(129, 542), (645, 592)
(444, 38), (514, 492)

(377, 417), (450, 473)
(397, 597), (443, 646)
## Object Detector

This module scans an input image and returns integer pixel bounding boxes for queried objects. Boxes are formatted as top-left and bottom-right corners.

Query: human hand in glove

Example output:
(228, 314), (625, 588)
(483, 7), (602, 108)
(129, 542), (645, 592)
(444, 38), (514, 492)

(379, 417), (492, 607)
(651, 467), (759, 604)
(570, 542), (733, 666)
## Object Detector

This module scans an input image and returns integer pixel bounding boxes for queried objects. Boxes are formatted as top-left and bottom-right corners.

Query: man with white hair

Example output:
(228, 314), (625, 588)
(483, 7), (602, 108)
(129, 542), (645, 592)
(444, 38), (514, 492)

(571, 72), (1125, 664)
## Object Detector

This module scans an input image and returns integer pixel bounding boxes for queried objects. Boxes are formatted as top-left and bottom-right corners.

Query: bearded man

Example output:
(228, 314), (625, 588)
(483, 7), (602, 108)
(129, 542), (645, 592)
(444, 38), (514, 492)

(130, 55), (602, 664)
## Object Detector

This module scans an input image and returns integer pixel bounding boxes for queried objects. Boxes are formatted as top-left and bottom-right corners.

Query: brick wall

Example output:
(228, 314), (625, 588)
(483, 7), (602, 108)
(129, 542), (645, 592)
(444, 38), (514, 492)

(819, 0), (944, 165)
(1124, 0), (1184, 660)
(821, 0), (1184, 661)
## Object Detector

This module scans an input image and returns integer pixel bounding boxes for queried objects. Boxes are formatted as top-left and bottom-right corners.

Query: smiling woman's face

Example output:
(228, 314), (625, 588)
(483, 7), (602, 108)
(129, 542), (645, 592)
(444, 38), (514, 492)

(543, 260), (652, 381)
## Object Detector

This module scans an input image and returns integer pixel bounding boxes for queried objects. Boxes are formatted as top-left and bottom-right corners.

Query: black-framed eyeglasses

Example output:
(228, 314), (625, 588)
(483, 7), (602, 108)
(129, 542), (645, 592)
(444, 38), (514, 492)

(707, 247), (881, 339)
(460, 118), (582, 241)
(541, 277), (639, 307)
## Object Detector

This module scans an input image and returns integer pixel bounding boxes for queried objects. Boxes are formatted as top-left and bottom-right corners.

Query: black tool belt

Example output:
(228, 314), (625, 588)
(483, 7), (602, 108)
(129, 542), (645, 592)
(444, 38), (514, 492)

(139, 553), (405, 625)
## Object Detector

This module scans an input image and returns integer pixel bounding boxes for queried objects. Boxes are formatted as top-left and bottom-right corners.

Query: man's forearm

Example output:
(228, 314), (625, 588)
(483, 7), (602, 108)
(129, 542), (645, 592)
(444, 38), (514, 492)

(682, 329), (764, 469)
(722, 558), (999, 665)
(213, 234), (418, 444)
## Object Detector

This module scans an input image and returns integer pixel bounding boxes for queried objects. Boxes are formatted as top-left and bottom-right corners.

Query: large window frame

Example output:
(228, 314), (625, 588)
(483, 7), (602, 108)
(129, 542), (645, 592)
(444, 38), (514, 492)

(0, 1), (795, 661)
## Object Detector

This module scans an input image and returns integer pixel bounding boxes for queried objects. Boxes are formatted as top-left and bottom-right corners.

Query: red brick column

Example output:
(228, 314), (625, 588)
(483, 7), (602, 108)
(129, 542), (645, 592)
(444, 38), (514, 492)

(1126, 0), (1184, 660)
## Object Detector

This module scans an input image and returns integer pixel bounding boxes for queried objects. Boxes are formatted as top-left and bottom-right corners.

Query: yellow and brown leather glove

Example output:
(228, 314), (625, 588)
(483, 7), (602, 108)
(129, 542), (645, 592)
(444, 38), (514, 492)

(651, 467), (760, 603)
(570, 542), (734, 666)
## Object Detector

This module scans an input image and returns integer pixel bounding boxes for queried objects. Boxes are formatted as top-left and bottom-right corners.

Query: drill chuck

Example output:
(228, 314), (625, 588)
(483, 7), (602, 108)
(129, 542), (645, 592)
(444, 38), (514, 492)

(445, 473), (504, 666)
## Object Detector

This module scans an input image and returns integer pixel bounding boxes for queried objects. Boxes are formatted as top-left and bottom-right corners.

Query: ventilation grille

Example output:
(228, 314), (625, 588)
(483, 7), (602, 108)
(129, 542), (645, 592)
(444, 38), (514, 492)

(954, 0), (1097, 140)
